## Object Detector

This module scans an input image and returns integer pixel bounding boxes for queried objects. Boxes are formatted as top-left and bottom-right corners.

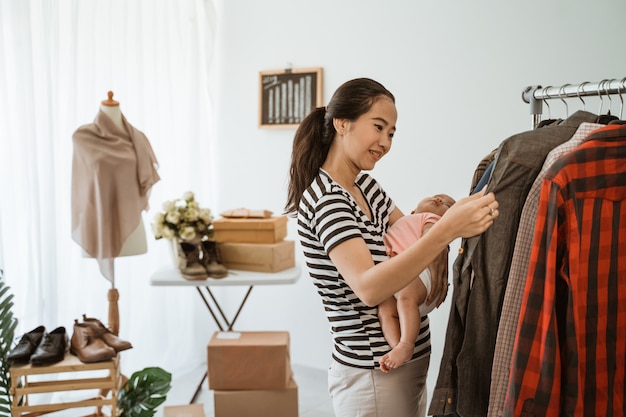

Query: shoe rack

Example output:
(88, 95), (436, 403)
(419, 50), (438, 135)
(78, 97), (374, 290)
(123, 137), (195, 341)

(9, 353), (121, 417)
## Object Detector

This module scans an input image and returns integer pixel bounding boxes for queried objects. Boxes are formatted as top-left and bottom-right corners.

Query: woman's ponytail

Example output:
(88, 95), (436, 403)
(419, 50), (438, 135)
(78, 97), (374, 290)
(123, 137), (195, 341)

(285, 107), (331, 215)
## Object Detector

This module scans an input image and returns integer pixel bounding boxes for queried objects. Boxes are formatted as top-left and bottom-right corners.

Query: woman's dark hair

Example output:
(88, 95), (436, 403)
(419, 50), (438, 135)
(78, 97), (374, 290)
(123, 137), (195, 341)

(284, 78), (395, 216)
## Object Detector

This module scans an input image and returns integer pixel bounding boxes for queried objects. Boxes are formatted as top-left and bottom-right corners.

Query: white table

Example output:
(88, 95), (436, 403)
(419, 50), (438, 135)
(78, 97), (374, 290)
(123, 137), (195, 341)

(151, 265), (301, 331)
(150, 265), (301, 402)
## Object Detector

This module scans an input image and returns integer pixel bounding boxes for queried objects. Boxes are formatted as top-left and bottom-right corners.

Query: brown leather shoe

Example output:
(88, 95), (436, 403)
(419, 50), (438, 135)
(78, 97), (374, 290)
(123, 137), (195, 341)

(70, 320), (116, 363)
(201, 240), (228, 279)
(177, 240), (209, 280)
(81, 314), (133, 352)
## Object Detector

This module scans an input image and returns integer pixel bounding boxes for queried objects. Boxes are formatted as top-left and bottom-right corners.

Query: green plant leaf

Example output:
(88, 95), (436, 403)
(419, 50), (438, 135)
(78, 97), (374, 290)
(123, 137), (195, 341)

(117, 367), (172, 417)
(0, 270), (18, 417)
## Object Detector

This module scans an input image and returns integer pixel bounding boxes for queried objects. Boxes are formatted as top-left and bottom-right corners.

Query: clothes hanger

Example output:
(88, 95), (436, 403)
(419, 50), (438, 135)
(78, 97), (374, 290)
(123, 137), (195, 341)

(617, 77), (626, 120)
(535, 86), (559, 128)
(577, 81), (589, 111)
(558, 83), (570, 119)
(597, 79), (607, 115)
(595, 79), (619, 124)
(600, 80), (615, 114)
(543, 86), (552, 119)
(608, 77), (626, 125)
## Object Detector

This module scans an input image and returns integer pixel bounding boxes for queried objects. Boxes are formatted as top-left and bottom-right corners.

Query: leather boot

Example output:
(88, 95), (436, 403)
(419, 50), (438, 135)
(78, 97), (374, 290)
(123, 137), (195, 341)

(82, 314), (132, 352)
(201, 240), (228, 279)
(30, 327), (69, 366)
(7, 325), (45, 363)
(177, 240), (209, 280)
(70, 320), (116, 363)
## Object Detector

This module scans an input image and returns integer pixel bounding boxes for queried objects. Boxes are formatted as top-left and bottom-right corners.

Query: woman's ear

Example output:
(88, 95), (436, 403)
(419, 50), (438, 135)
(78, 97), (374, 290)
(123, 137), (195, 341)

(333, 118), (348, 135)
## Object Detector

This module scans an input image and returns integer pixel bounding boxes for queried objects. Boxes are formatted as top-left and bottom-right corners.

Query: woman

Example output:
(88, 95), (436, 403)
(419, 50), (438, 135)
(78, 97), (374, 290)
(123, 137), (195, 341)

(285, 78), (498, 417)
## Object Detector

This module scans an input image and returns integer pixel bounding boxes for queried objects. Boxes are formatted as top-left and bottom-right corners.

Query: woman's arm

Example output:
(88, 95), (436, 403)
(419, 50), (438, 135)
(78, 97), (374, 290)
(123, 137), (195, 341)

(329, 190), (497, 306)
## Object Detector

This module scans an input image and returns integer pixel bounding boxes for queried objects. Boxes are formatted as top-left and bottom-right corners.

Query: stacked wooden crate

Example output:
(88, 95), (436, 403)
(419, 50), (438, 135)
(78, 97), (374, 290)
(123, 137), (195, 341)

(9, 353), (121, 417)
(213, 215), (295, 273)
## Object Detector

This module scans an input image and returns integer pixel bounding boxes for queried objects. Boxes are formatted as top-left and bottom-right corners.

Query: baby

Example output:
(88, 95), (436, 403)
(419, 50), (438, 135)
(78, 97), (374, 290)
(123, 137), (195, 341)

(378, 193), (456, 373)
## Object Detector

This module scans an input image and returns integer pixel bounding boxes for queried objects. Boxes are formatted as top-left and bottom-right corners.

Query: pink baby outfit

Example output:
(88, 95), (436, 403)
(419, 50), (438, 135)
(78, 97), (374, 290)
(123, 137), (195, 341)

(384, 212), (441, 315)
(71, 110), (160, 281)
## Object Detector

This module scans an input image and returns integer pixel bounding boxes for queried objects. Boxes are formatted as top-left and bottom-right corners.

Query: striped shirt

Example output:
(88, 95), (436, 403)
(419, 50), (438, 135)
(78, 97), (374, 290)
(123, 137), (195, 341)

(504, 124), (626, 417)
(297, 169), (431, 368)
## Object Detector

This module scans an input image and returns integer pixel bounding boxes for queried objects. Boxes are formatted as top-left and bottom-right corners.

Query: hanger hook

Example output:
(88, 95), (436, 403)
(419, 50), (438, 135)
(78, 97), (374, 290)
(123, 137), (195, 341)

(577, 81), (589, 110)
(542, 86), (552, 119)
(605, 79), (615, 114)
(618, 77), (626, 119)
(597, 79), (609, 115)
(558, 84), (570, 118)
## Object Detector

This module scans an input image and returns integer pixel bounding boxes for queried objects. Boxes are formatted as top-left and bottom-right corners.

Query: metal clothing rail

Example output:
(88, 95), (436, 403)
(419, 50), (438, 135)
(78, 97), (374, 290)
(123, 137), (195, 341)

(522, 78), (626, 128)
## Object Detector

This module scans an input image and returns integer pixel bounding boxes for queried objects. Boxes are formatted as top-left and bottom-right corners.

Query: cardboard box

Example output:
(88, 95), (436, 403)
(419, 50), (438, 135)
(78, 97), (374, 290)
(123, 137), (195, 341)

(207, 331), (291, 390)
(213, 377), (298, 417)
(213, 216), (288, 244)
(218, 240), (295, 273)
(163, 404), (205, 417)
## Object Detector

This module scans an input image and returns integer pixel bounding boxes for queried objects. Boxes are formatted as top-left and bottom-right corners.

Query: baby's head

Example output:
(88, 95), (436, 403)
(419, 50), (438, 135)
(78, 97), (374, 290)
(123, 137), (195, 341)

(412, 194), (456, 217)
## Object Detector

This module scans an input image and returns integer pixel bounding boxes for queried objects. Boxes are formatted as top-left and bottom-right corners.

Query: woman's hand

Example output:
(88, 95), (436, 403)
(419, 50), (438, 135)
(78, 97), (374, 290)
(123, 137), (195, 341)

(424, 189), (497, 305)
(437, 189), (499, 240)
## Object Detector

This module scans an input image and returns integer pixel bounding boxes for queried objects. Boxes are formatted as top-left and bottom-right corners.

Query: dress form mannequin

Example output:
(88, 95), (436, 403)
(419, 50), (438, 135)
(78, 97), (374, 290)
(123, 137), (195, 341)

(74, 91), (157, 335)
(101, 92), (149, 335)
(95, 91), (148, 258)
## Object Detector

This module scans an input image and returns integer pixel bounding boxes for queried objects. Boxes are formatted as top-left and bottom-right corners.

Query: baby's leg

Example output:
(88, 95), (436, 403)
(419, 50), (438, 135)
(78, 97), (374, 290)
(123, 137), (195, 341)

(378, 297), (400, 348)
(380, 278), (428, 372)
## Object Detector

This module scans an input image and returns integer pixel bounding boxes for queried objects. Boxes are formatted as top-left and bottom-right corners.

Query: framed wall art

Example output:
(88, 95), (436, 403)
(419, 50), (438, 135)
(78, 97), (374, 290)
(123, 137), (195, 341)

(258, 67), (323, 128)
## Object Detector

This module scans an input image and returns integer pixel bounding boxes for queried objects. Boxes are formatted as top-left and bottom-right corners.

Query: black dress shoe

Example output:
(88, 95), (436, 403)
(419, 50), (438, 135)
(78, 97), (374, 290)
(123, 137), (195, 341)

(30, 327), (69, 366)
(7, 325), (46, 363)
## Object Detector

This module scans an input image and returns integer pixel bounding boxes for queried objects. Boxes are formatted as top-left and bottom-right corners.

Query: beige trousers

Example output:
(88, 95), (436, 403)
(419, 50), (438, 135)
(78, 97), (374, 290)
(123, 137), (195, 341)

(328, 355), (430, 417)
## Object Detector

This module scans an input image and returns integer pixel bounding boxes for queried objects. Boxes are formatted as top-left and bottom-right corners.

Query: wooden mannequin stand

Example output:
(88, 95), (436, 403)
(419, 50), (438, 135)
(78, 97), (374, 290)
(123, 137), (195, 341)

(108, 288), (120, 336)
(99, 91), (146, 338)
(101, 92), (121, 338)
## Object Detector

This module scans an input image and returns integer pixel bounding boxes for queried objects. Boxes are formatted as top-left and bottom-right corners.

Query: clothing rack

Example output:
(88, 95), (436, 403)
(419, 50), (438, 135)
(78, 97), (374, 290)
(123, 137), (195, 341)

(522, 78), (626, 128)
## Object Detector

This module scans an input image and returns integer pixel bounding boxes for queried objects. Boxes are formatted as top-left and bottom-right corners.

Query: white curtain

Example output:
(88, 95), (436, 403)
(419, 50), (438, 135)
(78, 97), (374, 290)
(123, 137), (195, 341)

(0, 0), (218, 377)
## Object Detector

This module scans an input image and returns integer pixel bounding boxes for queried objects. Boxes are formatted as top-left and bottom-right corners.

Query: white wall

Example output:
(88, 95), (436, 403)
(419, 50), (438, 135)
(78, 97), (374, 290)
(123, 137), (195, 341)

(209, 0), (626, 395)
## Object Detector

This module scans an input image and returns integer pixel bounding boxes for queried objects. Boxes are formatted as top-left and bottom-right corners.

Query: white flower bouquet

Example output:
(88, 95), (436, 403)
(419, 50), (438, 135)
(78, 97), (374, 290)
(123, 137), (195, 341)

(151, 191), (214, 241)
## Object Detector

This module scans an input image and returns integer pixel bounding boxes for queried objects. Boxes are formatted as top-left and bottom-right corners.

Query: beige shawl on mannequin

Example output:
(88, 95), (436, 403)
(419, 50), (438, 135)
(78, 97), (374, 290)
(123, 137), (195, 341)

(71, 110), (160, 281)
